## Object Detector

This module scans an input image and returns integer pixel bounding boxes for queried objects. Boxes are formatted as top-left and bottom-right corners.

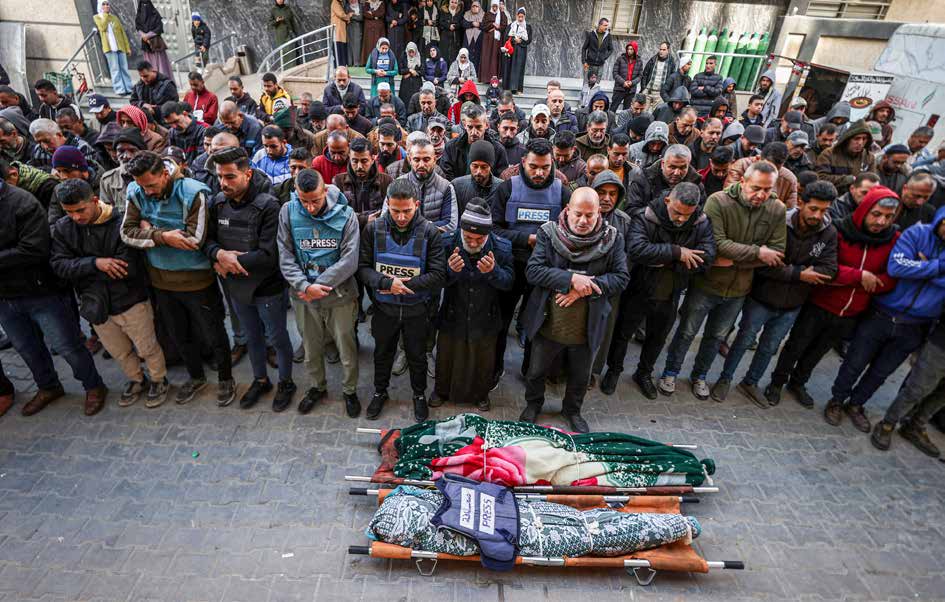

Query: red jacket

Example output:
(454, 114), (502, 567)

(183, 88), (219, 125)
(312, 150), (348, 184)
(810, 186), (900, 317)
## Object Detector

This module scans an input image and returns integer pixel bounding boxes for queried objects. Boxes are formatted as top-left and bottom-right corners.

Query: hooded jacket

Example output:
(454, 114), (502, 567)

(592, 170), (633, 241)
(695, 182), (788, 298)
(628, 121), (668, 171)
(815, 120), (877, 188)
(652, 86), (690, 123)
(876, 205), (945, 321)
(332, 160), (392, 228)
(447, 79), (482, 125)
(720, 77), (738, 117)
(660, 67), (692, 104)
(689, 68), (723, 117)
(750, 208), (838, 310)
(625, 159), (705, 216)
(756, 69), (782, 128)
(867, 99), (896, 147)
(810, 186), (900, 317)
(612, 41), (641, 93)
(813, 101), (851, 138)
(581, 28), (614, 67)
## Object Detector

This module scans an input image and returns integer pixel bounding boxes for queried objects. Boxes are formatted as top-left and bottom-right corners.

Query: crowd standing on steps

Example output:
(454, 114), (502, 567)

(0, 2), (944, 461)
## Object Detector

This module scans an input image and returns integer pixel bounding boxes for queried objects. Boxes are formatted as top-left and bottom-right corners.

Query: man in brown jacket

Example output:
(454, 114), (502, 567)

(815, 120), (876, 189)
(312, 113), (365, 158)
(726, 142), (798, 209)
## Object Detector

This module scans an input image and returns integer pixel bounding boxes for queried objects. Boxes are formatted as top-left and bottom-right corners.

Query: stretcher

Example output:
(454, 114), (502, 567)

(347, 488), (743, 585)
(346, 427), (719, 496)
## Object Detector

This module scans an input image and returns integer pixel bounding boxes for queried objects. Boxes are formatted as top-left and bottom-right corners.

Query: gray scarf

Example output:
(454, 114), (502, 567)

(542, 215), (616, 264)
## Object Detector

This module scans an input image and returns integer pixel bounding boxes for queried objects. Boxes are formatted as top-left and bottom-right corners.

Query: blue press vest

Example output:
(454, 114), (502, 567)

(504, 176), (563, 235)
(373, 219), (429, 306)
(288, 192), (351, 280)
(128, 177), (211, 272)
(431, 474), (520, 572)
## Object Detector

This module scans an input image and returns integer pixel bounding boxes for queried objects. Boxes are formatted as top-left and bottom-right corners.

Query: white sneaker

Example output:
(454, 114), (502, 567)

(692, 379), (710, 400)
(658, 375), (676, 396)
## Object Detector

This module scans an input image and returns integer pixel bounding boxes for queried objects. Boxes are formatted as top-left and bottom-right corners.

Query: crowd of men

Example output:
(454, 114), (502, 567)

(1, 33), (944, 459)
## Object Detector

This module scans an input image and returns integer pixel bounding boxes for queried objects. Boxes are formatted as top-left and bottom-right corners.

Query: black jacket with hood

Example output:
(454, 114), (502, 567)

(0, 182), (62, 298)
(660, 69), (692, 104)
(625, 160), (705, 216)
(652, 86), (690, 123)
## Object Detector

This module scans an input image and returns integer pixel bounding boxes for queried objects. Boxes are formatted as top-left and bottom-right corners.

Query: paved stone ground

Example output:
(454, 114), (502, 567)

(1, 312), (944, 602)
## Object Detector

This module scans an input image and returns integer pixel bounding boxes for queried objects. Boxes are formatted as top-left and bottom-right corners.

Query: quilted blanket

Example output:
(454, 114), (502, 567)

(393, 414), (715, 487)
(367, 486), (701, 557)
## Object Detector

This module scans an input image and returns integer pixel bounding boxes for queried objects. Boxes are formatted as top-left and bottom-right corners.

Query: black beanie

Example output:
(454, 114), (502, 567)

(467, 139), (495, 167)
(629, 115), (653, 138)
(309, 101), (328, 121)
(114, 127), (146, 150)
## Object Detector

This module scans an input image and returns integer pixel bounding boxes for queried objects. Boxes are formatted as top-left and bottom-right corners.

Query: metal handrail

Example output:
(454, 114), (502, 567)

(62, 30), (98, 75)
(58, 29), (110, 99)
(256, 24), (335, 79)
(170, 31), (239, 89)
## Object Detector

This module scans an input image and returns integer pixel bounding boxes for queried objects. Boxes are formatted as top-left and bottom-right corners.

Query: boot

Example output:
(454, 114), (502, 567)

(870, 420), (894, 451)
(899, 420), (941, 458)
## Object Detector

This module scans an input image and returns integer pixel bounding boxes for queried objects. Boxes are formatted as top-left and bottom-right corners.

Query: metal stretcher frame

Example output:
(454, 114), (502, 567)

(346, 428), (720, 496)
(348, 489), (743, 585)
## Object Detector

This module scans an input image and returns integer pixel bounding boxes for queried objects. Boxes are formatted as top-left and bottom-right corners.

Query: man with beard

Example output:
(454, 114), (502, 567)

(333, 137), (391, 227)
(576, 111), (610, 161)
(547, 88), (578, 134)
(829, 171), (879, 223)
(425, 116), (449, 162)
(755, 69), (782, 128)
(517, 104), (555, 146)
(876, 144), (912, 195)
(711, 181), (838, 406)
(99, 128), (145, 210)
(699, 145), (734, 197)
(368, 111), (408, 152)
(406, 88), (444, 133)
(600, 182), (715, 398)
(29, 118), (100, 172)
(225, 76), (260, 120)
(357, 178), (446, 422)
(689, 117), (722, 170)
(731, 124), (765, 160)
(375, 123), (405, 171)
(626, 144), (704, 214)
(0, 114), (34, 165)
(218, 100), (264, 156)
(641, 41), (676, 111)
(183, 71), (219, 125)
(452, 140), (501, 214)
(904, 126), (935, 167)
(552, 130), (586, 183)
(764, 110), (804, 145)
(34, 78), (83, 121)
(312, 131), (350, 184)
(765, 187), (899, 410)
(659, 161), (786, 400)
(367, 82), (407, 126)
(0, 86), (36, 121)
(497, 111), (526, 166)
(660, 56), (693, 103)
(490, 138), (572, 382)
(251, 125), (293, 187)
(581, 18), (615, 82)
(322, 66), (367, 115)
(161, 101), (207, 164)
(604, 133), (641, 194)
(129, 62), (178, 125)
(431, 199), (514, 411)
(275, 147), (313, 205)
(816, 120), (876, 188)
(393, 138), (457, 230)
(571, 154), (610, 189)
(784, 130), (813, 175)
(489, 93), (529, 135)
(519, 187), (629, 432)
(688, 55), (723, 118)
(668, 107), (698, 146)
(340, 94), (373, 136)
(440, 103), (507, 179)
(628, 121), (669, 171)
(727, 142), (798, 210)
(55, 108), (97, 150)
(806, 123), (837, 163)
(895, 171), (936, 229)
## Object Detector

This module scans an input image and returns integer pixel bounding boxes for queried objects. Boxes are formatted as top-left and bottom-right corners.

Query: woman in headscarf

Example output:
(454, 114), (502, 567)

(135, 0), (172, 78)
(462, 1), (485, 71)
(479, 0), (510, 84)
(366, 37), (398, 96)
(405, 6), (424, 57)
(399, 41), (423, 106)
(269, 0), (300, 67)
(438, 0), (465, 65)
(116, 104), (167, 153)
(447, 47), (477, 95)
(346, 0), (363, 67)
(94, 0), (132, 95)
(502, 7), (531, 93)
(385, 0), (408, 62)
(361, 0), (386, 65)
(420, 0), (440, 55)
(423, 45), (448, 87)
(331, 0), (351, 67)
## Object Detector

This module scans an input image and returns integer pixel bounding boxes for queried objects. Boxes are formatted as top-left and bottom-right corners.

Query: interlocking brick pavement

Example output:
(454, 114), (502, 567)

(1, 314), (944, 602)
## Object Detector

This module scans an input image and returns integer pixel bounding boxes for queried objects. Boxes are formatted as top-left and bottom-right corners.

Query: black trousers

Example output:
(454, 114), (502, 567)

(769, 302), (857, 388)
(154, 285), (232, 382)
(525, 333), (593, 415)
(496, 259), (532, 375)
(372, 309), (429, 396)
(607, 290), (678, 377)
(611, 87), (634, 111)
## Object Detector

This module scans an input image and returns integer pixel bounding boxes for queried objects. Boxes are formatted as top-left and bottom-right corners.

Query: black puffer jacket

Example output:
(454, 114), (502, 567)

(625, 160), (705, 215)
(0, 183), (60, 298)
(50, 208), (149, 316)
(689, 71), (723, 117)
(660, 70), (692, 103)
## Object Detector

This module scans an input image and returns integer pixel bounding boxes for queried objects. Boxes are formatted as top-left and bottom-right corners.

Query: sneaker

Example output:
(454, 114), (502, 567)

(763, 383), (782, 406)
(564, 413), (590, 434)
(239, 379), (272, 409)
(366, 391), (388, 420)
(216, 379), (237, 407)
(21, 386), (65, 416)
(599, 369), (620, 395)
(633, 372), (658, 400)
(871, 420), (894, 451)
(428, 392), (446, 408)
(84, 385), (108, 416)
(738, 382), (768, 409)
(292, 344), (305, 364)
(710, 379), (730, 402)
(658, 375), (676, 396)
(392, 350), (408, 376)
(633, 325), (646, 344)
(230, 344), (247, 366)
(426, 352), (435, 379)
(844, 403), (871, 433)
(477, 397), (491, 412)
(344, 392), (361, 418)
(175, 378), (207, 405)
(898, 420), (941, 458)
(519, 403), (541, 423)
(787, 382), (814, 408)
(413, 395), (429, 423)
(823, 399), (843, 426)
(692, 379), (710, 401)
(272, 380), (297, 413)
(298, 387), (326, 414)
(119, 380), (146, 407)
(325, 341), (340, 364)
(145, 378), (170, 408)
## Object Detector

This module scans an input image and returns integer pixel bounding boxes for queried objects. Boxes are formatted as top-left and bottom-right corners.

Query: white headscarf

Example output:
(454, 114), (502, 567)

(97, 0), (109, 14)
(492, 0), (503, 40)
(464, 1), (484, 44)
(509, 8), (528, 41)
(405, 41), (422, 70)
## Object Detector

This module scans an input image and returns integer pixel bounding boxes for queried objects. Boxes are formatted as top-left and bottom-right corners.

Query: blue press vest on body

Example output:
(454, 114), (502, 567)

(373, 219), (429, 306)
(504, 176), (563, 235)
(289, 192), (351, 280)
(128, 177), (211, 271)
(431, 474), (520, 571)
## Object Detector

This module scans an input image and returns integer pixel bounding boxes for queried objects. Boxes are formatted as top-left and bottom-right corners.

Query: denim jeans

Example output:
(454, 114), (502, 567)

(719, 298), (800, 385)
(232, 291), (293, 383)
(662, 288), (745, 380)
(0, 293), (103, 391)
(831, 310), (929, 407)
(105, 51), (132, 95)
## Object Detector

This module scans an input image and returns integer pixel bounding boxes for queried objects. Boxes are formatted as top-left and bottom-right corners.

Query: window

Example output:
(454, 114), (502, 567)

(806, 0), (890, 20)
(594, 0), (643, 36)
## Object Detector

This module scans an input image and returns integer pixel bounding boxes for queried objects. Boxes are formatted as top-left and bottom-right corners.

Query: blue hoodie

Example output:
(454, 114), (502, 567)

(876, 205), (945, 321)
